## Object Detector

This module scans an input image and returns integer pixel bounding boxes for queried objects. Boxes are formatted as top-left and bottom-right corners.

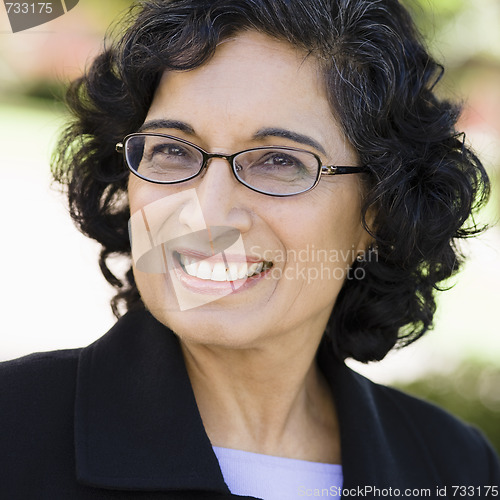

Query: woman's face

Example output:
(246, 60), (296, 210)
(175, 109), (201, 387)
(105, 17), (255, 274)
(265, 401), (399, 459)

(128, 31), (371, 349)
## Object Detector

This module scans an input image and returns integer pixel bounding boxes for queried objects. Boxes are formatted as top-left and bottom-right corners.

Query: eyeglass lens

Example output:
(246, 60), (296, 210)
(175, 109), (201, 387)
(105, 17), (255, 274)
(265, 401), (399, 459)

(124, 134), (320, 195)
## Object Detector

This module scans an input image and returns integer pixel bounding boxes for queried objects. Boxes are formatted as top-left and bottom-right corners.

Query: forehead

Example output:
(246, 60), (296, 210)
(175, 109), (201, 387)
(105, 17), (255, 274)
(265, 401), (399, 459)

(157, 30), (323, 96)
(145, 31), (343, 150)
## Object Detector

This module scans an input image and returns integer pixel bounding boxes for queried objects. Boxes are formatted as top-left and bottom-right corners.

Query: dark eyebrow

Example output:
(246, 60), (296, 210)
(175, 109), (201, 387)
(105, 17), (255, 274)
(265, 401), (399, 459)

(253, 127), (327, 156)
(138, 119), (195, 134)
(138, 121), (327, 156)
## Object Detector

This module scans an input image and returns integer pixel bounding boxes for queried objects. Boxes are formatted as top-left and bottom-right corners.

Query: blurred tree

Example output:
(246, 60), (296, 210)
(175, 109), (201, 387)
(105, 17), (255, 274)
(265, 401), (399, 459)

(398, 362), (500, 454)
(403, 0), (465, 34)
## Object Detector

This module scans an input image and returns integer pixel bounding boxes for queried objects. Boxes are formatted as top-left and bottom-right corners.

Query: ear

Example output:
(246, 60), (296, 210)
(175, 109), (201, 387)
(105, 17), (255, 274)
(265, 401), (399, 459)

(355, 201), (378, 258)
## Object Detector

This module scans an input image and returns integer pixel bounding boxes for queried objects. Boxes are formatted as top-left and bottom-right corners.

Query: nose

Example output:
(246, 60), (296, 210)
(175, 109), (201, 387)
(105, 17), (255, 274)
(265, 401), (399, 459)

(178, 157), (252, 233)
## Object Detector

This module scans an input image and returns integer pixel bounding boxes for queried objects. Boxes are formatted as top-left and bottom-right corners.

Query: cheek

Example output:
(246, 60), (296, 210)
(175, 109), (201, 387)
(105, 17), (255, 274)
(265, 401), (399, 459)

(275, 190), (365, 289)
(128, 178), (148, 217)
(128, 177), (166, 214)
(283, 187), (364, 254)
(133, 270), (166, 308)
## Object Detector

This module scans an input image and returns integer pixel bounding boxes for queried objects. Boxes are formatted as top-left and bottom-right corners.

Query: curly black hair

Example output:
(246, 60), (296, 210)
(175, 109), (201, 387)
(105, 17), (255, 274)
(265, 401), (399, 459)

(52, 0), (490, 363)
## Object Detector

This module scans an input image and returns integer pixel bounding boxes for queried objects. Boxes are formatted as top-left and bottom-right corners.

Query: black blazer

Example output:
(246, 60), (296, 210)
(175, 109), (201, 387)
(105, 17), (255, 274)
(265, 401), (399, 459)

(1, 310), (499, 499)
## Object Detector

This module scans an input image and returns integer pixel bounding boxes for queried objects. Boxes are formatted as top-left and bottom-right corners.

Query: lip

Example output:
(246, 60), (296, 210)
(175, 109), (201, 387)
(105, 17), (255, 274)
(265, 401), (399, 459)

(170, 250), (273, 296)
(174, 248), (265, 264)
(162, 226), (242, 257)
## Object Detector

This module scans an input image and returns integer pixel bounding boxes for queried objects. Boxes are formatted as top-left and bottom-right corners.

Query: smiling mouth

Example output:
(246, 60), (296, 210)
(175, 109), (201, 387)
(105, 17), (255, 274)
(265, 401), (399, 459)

(174, 251), (273, 282)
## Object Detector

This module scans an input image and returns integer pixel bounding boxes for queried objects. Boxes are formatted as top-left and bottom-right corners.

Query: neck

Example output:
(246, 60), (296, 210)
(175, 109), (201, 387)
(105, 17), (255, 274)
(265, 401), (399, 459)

(180, 333), (340, 464)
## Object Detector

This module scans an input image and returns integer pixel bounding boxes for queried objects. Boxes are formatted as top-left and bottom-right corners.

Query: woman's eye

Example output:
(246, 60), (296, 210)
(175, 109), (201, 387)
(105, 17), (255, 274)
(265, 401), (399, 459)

(146, 143), (197, 168)
(140, 141), (197, 174)
(263, 154), (295, 167)
(153, 144), (189, 157)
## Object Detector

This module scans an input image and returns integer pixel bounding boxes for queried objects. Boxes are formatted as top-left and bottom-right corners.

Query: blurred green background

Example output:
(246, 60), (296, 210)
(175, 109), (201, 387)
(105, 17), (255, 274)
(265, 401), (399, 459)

(0, 0), (499, 452)
(396, 0), (500, 454)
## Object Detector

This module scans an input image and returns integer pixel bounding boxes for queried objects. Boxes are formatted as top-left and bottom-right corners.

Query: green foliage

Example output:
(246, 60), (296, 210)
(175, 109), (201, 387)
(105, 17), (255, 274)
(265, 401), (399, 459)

(402, 0), (465, 30)
(403, 0), (465, 16)
(397, 362), (500, 454)
(400, 0), (467, 52)
(82, 0), (133, 27)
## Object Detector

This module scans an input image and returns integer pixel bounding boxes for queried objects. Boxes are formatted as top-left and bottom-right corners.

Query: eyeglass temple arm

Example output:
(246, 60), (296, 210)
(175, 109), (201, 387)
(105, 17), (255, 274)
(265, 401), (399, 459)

(321, 165), (367, 175)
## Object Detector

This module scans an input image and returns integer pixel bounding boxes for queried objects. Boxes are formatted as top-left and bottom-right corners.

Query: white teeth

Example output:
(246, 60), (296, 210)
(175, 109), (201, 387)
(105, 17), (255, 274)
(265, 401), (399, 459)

(237, 263), (247, 279)
(184, 257), (199, 277)
(211, 262), (228, 281)
(238, 263), (248, 279)
(228, 263), (240, 281)
(178, 253), (268, 281)
(196, 260), (212, 280)
(247, 263), (259, 277)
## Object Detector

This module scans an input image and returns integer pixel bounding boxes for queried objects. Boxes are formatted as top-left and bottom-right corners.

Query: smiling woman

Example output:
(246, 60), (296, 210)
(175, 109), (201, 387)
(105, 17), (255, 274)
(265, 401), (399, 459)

(0, 0), (499, 498)
(126, 32), (371, 353)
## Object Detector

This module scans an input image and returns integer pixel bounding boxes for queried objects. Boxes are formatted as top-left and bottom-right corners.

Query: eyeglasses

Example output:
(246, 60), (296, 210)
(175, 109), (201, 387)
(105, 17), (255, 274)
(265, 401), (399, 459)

(116, 133), (367, 197)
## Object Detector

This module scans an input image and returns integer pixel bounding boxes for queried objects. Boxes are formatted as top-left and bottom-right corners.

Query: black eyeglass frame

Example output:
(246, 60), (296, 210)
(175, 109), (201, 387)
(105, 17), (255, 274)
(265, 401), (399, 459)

(116, 132), (368, 197)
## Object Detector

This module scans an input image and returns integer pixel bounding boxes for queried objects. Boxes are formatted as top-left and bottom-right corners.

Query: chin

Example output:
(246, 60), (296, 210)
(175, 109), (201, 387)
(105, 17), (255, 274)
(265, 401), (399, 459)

(146, 301), (269, 350)
(134, 268), (277, 349)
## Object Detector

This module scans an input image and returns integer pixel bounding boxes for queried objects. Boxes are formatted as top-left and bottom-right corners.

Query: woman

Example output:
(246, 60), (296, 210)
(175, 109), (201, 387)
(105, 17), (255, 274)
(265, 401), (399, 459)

(1, 0), (498, 497)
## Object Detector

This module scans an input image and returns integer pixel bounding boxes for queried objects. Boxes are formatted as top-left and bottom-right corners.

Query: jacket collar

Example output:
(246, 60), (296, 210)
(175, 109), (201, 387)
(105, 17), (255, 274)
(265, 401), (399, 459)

(318, 343), (441, 490)
(74, 310), (433, 492)
(75, 310), (229, 493)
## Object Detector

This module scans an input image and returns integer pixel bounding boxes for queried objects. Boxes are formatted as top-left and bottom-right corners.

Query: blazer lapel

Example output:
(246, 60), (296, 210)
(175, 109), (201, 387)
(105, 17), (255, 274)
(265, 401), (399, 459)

(318, 341), (442, 491)
(74, 310), (230, 493)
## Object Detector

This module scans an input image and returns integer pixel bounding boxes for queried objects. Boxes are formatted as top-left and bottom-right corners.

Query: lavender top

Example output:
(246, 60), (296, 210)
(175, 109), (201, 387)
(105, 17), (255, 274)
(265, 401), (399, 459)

(213, 446), (343, 500)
